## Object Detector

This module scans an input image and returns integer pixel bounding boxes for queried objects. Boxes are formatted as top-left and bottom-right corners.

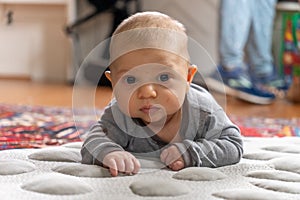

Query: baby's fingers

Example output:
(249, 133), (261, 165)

(124, 158), (134, 174)
(102, 151), (140, 176)
(169, 160), (184, 171)
(132, 158), (141, 174)
(124, 158), (140, 175)
(105, 159), (118, 177)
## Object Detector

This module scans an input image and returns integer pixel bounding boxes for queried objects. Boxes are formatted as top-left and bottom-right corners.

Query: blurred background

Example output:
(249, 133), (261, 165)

(0, 0), (299, 119)
(0, 0), (219, 83)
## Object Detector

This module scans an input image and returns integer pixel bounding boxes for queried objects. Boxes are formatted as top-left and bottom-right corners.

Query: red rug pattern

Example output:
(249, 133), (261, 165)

(0, 104), (100, 150)
(0, 104), (299, 150)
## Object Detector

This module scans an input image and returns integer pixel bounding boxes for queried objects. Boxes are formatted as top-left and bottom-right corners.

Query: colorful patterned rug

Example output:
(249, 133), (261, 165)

(0, 104), (299, 150)
(229, 115), (300, 137)
(0, 104), (102, 150)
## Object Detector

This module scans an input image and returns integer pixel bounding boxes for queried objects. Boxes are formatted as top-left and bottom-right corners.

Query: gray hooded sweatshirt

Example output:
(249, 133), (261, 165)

(81, 83), (243, 167)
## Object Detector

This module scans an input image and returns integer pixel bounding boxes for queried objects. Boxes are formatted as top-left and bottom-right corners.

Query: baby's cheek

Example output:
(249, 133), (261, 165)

(165, 91), (183, 110)
(115, 91), (132, 116)
(128, 96), (138, 116)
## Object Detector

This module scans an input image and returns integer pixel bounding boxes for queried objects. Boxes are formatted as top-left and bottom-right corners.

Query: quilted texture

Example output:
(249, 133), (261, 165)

(0, 137), (299, 199)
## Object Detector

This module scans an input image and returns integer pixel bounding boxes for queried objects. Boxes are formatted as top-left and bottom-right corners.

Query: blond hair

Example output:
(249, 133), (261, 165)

(109, 11), (189, 63)
(113, 11), (186, 35)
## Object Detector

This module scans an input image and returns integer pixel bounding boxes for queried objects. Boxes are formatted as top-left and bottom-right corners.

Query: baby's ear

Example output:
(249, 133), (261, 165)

(105, 71), (112, 82)
(187, 65), (197, 83)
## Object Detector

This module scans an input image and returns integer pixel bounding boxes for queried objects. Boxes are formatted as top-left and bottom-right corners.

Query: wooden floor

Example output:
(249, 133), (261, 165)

(1, 79), (300, 119)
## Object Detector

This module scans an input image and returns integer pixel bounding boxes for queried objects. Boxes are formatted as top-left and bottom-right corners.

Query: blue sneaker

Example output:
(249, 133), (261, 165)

(254, 72), (289, 88)
(251, 71), (290, 98)
(206, 66), (276, 104)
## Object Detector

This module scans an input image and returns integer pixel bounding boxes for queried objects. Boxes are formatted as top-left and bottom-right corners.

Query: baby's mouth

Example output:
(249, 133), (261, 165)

(140, 105), (161, 114)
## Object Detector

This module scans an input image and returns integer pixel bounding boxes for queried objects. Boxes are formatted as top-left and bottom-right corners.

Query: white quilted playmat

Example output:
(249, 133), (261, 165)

(0, 137), (300, 200)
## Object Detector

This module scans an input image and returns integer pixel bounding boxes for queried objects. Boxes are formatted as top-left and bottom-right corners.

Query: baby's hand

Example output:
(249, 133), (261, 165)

(160, 145), (185, 171)
(102, 151), (140, 177)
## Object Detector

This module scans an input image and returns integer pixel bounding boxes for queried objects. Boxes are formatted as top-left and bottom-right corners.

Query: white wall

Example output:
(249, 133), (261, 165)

(0, 2), (71, 82)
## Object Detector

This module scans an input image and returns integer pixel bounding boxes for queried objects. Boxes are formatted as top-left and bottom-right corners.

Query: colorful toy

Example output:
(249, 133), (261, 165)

(280, 12), (300, 86)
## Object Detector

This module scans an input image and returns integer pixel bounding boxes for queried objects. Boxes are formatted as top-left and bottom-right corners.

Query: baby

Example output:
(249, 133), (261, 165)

(81, 11), (243, 176)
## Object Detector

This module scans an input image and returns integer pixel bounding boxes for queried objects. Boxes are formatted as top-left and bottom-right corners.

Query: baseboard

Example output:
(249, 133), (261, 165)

(0, 75), (31, 81)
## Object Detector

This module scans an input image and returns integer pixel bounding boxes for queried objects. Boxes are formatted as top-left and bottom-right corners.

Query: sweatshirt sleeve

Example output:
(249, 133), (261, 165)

(174, 108), (243, 168)
(80, 105), (128, 165)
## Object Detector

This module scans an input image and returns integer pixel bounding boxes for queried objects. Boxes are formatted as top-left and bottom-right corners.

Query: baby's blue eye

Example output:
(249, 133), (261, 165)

(125, 76), (136, 84)
(159, 74), (169, 82)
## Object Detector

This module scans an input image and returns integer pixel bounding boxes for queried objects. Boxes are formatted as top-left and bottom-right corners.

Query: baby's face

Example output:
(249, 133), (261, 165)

(108, 49), (193, 124)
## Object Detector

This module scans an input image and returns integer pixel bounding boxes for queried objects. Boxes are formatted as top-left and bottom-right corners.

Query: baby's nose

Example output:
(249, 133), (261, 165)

(137, 84), (157, 99)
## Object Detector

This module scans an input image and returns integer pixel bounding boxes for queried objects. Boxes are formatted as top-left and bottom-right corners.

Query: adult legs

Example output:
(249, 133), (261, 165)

(245, 0), (277, 77)
(219, 0), (251, 70)
(208, 0), (276, 104)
